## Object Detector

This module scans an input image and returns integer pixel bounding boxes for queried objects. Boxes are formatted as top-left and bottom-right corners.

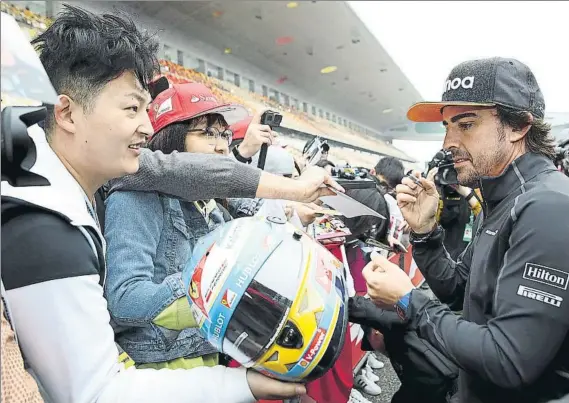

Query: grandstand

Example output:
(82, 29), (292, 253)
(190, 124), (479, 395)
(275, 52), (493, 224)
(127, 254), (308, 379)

(3, 0), (428, 169)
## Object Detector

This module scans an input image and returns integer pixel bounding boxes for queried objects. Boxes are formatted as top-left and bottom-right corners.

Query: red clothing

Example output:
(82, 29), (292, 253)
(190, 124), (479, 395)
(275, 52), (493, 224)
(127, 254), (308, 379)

(305, 331), (353, 403)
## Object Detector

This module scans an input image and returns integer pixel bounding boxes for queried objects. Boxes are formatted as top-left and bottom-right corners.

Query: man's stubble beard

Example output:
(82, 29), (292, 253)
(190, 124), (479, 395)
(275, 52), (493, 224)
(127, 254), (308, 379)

(458, 128), (508, 188)
(457, 168), (478, 188)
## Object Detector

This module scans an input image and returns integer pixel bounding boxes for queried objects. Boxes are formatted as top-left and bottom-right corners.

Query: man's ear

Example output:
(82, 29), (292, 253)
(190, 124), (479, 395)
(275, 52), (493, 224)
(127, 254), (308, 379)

(509, 112), (533, 143)
(53, 95), (76, 134)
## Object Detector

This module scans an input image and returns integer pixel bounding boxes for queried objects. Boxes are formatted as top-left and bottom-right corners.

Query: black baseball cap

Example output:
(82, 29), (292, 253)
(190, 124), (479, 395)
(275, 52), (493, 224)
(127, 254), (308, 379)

(407, 57), (545, 122)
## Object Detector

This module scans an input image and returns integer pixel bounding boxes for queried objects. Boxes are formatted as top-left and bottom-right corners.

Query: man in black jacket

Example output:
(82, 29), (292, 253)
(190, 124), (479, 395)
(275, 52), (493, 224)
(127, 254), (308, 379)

(361, 57), (569, 402)
(437, 186), (472, 260)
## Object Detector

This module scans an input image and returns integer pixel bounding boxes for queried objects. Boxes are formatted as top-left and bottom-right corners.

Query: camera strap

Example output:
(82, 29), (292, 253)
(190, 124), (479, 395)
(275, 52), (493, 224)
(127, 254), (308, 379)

(193, 199), (222, 227)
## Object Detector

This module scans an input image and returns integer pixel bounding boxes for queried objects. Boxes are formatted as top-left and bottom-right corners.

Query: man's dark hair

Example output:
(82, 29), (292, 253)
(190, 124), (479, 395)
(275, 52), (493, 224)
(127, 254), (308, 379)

(315, 159), (335, 169)
(374, 157), (405, 190)
(344, 187), (390, 243)
(321, 143), (330, 152)
(32, 4), (160, 135)
(148, 114), (227, 154)
(496, 105), (555, 161)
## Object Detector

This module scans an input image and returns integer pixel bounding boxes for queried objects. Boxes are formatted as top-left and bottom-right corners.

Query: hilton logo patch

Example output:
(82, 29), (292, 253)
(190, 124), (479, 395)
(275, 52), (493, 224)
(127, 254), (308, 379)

(523, 263), (569, 290)
(517, 285), (563, 308)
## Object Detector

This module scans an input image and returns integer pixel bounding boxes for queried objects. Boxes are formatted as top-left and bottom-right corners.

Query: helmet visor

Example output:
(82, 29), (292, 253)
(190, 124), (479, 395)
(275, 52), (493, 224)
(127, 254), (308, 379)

(223, 278), (293, 364)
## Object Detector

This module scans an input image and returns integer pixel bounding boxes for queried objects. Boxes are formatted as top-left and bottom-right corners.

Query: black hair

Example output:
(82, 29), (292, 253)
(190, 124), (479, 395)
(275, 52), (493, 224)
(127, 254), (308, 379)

(374, 157), (405, 190)
(343, 188), (390, 243)
(148, 114), (227, 154)
(32, 4), (160, 135)
(315, 159), (335, 169)
(321, 143), (330, 152)
(496, 105), (555, 161)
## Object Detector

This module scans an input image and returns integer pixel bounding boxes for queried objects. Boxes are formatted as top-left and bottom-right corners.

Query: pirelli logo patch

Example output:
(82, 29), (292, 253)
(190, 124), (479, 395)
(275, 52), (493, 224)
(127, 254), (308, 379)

(523, 263), (569, 290)
(517, 285), (563, 308)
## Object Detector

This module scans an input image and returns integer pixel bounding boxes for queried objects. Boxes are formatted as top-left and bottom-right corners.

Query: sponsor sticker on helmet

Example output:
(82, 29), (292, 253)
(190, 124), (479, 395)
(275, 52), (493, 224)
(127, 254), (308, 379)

(302, 328), (326, 365)
(188, 251), (208, 315)
(205, 258), (229, 306)
(235, 252), (262, 289)
(315, 258), (332, 293)
(221, 289), (238, 309)
(189, 279), (200, 300)
(190, 304), (207, 326)
(211, 311), (227, 346)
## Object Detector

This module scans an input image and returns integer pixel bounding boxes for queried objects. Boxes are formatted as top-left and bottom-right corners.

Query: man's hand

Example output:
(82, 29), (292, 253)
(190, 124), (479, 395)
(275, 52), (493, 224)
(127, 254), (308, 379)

(387, 235), (407, 253)
(237, 109), (277, 159)
(426, 167), (438, 183)
(399, 220), (411, 234)
(395, 170), (439, 234)
(256, 167), (343, 203)
(293, 166), (344, 203)
(291, 202), (325, 226)
(283, 203), (294, 220)
(246, 369), (306, 400)
(362, 252), (414, 306)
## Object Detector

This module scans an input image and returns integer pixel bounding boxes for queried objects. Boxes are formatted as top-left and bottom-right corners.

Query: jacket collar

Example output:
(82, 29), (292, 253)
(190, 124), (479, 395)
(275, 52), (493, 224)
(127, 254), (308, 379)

(479, 152), (556, 203)
(1, 125), (103, 242)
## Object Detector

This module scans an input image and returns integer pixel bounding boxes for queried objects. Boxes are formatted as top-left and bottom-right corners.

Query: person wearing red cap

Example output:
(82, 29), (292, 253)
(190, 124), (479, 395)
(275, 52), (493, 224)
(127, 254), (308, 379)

(103, 83), (306, 402)
(230, 111), (278, 164)
(1, 6), (340, 403)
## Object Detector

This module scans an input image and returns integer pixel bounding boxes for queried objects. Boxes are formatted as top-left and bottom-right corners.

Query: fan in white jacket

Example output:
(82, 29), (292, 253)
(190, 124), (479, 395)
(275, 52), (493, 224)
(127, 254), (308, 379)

(1, 5), (341, 403)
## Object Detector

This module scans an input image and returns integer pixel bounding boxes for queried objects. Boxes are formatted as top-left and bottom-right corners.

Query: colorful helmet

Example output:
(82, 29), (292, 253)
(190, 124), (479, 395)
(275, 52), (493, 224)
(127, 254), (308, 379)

(182, 216), (348, 382)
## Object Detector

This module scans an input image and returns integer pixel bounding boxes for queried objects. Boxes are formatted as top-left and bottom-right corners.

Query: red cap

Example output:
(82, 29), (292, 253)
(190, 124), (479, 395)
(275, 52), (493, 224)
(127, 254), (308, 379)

(230, 116), (254, 141)
(148, 83), (249, 137)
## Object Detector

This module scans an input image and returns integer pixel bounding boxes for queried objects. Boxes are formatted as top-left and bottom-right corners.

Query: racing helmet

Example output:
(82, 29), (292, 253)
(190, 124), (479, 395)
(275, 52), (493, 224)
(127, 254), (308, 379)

(182, 216), (349, 382)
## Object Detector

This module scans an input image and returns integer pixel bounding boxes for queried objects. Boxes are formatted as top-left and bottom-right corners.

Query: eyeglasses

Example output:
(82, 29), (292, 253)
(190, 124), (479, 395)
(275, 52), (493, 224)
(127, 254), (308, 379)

(188, 126), (233, 145)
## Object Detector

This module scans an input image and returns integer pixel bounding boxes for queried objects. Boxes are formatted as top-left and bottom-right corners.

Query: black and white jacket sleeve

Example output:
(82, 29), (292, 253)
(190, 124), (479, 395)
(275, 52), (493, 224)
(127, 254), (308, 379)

(1, 209), (255, 403)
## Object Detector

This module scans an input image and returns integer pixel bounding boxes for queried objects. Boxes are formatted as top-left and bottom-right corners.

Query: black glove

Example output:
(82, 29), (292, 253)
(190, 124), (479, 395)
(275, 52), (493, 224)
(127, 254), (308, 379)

(348, 296), (404, 333)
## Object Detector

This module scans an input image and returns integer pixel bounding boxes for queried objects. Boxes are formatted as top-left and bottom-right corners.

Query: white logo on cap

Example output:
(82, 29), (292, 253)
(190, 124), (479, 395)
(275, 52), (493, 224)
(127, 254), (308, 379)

(155, 97), (173, 119)
(190, 94), (218, 103)
(443, 76), (475, 93)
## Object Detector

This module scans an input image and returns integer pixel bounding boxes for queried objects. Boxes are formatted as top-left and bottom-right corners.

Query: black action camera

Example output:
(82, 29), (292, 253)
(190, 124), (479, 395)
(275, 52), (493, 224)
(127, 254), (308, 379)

(256, 110), (283, 170)
(260, 110), (282, 128)
(1, 106), (50, 187)
(426, 149), (459, 187)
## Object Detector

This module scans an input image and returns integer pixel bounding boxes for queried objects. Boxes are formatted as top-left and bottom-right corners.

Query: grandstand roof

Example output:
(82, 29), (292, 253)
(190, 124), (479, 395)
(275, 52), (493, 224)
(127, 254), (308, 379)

(129, 1), (423, 137)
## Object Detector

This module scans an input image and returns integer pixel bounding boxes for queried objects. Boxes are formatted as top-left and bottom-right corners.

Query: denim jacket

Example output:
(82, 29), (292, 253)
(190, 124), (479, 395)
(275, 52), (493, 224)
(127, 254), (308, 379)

(104, 190), (226, 364)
